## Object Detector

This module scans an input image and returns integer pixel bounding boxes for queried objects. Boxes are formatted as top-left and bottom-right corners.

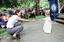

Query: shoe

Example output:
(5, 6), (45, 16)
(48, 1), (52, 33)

(16, 35), (21, 39)
(11, 36), (20, 40)
(17, 36), (21, 39)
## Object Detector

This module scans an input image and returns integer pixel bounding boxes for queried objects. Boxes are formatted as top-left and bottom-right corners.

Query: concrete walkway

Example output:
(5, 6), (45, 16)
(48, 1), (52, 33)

(1, 19), (64, 42)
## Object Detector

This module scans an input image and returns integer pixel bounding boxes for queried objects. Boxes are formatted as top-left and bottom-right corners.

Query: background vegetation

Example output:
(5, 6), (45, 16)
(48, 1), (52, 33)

(0, 0), (64, 11)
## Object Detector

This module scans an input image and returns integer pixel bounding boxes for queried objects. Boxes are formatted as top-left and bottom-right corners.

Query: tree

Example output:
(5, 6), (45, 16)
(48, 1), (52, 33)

(0, 0), (19, 8)
(36, 0), (40, 16)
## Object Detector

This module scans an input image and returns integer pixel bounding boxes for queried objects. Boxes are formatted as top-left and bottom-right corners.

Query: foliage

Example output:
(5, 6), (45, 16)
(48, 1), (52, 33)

(0, 0), (63, 9)
(59, 0), (64, 4)
(17, 0), (36, 9)
(39, 0), (49, 8)
(0, 0), (19, 8)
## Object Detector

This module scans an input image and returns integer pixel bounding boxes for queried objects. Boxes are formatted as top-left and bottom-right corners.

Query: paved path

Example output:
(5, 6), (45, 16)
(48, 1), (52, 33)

(1, 19), (64, 42)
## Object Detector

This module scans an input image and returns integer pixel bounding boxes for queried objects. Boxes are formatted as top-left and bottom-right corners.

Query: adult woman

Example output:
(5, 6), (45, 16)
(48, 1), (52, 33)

(6, 10), (36, 39)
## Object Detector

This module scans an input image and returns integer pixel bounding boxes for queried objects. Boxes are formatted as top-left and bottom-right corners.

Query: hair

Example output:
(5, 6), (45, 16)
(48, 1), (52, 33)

(45, 12), (50, 17)
(14, 10), (20, 15)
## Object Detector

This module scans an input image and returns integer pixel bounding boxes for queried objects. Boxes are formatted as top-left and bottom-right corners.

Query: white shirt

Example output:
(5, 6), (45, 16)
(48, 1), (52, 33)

(7, 15), (18, 28)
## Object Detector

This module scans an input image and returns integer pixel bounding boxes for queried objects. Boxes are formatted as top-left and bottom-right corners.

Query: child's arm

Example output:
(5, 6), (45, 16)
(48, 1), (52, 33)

(0, 16), (3, 19)
(42, 18), (46, 20)
(49, 20), (51, 22)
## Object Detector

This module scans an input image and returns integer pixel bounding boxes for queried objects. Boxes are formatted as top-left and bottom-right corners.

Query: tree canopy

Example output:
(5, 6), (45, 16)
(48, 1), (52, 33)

(0, 0), (18, 8)
(0, 0), (63, 8)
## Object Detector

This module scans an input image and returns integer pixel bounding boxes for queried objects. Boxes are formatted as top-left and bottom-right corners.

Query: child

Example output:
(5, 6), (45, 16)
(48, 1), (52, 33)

(1, 14), (10, 28)
(42, 12), (52, 33)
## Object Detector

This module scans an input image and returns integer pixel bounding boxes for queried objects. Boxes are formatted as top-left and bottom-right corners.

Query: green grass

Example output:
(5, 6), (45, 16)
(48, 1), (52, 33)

(0, 28), (11, 37)
(0, 15), (45, 37)
(0, 32), (11, 37)
(0, 28), (6, 34)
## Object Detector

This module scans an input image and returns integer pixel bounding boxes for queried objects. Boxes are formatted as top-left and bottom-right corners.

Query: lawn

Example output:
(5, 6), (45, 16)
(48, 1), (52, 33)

(0, 15), (45, 37)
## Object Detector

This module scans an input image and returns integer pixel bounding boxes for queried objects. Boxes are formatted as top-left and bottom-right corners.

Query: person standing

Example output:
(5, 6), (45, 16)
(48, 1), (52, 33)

(42, 12), (52, 33)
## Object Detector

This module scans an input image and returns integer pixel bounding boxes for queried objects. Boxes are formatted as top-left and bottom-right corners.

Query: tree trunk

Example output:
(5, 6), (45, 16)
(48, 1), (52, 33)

(36, 0), (40, 16)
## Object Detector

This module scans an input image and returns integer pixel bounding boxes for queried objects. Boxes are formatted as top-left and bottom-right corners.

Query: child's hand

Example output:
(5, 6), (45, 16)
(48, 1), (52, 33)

(49, 20), (51, 22)
(42, 18), (43, 20)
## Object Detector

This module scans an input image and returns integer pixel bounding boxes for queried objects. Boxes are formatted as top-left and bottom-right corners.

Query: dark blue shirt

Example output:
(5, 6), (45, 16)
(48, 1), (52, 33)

(9, 10), (13, 14)
(0, 13), (2, 21)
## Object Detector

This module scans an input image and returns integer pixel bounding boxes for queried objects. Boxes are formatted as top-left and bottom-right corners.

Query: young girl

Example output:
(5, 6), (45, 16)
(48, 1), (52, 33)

(42, 12), (52, 33)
